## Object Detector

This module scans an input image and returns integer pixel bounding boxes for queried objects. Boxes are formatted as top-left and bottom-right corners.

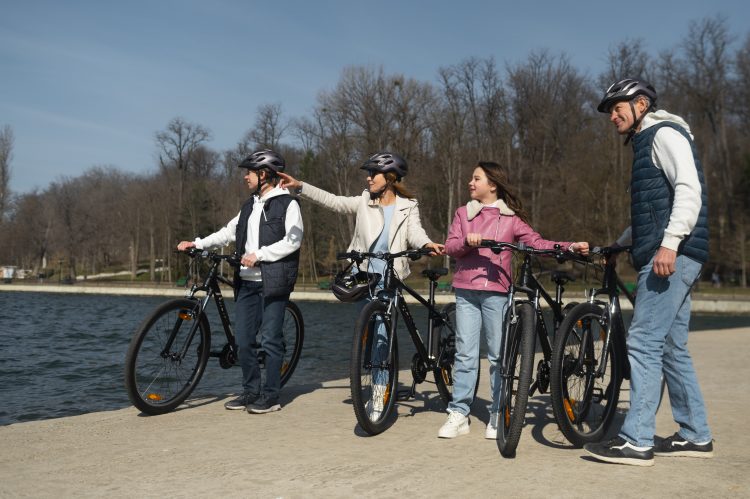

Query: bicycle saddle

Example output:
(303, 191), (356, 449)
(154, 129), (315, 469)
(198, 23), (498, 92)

(421, 268), (448, 281)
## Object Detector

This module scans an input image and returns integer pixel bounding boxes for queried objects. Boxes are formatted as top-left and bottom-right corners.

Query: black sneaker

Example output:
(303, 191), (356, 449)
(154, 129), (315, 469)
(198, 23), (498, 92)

(584, 437), (654, 466)
(247, 396), (281, 414)
(224, 393), (258, 410)
(654, 433), (714, 458)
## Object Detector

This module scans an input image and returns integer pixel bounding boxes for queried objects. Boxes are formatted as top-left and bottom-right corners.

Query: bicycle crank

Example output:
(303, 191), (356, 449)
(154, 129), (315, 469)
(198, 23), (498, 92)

(218, 343), (238, 369)
(536, 360), (550, 394)
(410, 353), (428, 383)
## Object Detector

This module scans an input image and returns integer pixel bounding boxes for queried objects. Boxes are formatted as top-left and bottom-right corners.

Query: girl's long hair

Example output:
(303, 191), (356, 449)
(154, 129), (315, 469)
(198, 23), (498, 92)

(385, 172), (416, 199)
(477, 161), (530, 224)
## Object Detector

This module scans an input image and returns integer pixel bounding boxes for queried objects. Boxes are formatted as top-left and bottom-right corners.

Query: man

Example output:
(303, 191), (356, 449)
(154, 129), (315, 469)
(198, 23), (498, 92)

(584, 78), (713, 466)
(177, 149), (303, 414)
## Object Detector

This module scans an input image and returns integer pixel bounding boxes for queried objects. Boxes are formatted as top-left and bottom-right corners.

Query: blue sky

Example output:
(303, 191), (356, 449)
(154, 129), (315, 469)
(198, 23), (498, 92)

(2, 0), (748, 194)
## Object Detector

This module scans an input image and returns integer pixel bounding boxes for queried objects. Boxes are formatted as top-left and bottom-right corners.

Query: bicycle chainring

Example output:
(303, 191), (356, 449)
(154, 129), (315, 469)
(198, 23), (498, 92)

(219, 343), (238, 369)
(536, 359), (550, 394)
(411, 353), (428, 384)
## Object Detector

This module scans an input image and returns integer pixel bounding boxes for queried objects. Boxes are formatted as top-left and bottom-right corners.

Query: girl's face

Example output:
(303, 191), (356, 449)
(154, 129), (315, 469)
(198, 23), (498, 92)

(365, 169), (387, 194)
(468, 167), (498, 203)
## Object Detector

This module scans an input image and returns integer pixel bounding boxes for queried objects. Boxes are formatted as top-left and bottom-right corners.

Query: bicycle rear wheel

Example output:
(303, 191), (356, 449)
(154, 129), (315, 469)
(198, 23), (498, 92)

(434, 302), (480, 406)
(124, 298), (211, 415)
(279, 301), (304, 387)
(350, 300), (399, 435)
(550, 302), (622, 447)
(497, 302), (535, 458)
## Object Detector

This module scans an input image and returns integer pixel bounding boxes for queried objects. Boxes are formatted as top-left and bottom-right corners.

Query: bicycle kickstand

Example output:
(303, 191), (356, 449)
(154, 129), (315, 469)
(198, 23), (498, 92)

(397, 380), (417, 401)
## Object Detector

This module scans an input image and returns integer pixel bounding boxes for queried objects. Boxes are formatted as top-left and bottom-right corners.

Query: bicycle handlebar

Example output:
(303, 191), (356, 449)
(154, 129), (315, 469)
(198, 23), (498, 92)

(337, 247), (433, 263)
(591, 245), (632, 258)
(479, 239), (586, 263)
(177, 247), (241, 267)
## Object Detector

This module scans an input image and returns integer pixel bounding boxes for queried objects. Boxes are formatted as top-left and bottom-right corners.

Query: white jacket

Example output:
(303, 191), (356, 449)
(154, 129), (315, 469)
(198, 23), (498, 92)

(300, 182), (432, 279)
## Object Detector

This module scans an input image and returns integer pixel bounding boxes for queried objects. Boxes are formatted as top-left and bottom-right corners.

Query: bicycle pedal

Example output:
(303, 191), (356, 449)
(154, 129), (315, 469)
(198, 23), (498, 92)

(396, 389), (414, 401)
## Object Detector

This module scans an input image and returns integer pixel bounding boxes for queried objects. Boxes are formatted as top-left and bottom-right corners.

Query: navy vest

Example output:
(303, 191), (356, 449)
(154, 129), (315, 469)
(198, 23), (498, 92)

(630, 122), (709, 270)
(234, 194), (300, 298)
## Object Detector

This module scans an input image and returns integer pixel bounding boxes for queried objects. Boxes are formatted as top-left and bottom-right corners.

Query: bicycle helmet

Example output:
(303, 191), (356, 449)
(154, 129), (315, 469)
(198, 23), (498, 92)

(360, 152), (408, 179)
(331, 270), (381, 302)
(597, 78), (657, 113)
(238, 149), (286, 173)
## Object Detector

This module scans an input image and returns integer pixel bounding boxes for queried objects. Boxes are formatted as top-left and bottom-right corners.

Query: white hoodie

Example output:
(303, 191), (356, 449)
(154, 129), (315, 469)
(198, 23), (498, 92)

(616, 110), (703, 252)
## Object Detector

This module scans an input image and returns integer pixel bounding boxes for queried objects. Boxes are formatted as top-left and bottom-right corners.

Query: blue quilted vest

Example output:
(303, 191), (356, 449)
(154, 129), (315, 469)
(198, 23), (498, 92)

(630, 122), (709, 270)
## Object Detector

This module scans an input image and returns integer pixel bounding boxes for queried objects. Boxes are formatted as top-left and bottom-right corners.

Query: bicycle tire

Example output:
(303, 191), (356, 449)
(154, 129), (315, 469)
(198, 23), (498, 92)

(550, 302), (622, 447)
(279, 301), (304, 387)
(433, 302), (480, 406)
(350, 300), (399, 435)
(124, 298), (211, 415)
(497, 302), (535, 458)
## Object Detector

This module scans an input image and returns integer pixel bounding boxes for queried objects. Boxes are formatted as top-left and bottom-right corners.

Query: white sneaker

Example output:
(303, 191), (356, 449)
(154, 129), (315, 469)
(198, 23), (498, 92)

(438, 411), (470, 438)
(367, 384), (386, 420)
(485, 412), (498, 439)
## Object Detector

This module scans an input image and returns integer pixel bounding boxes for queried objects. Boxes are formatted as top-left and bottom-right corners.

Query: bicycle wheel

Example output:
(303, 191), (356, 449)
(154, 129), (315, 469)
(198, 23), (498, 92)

(497, 302), (535, 458)
(434, 302), (480, 406)
(279, 301), (304, 387)
(124, 298), (211, 415)
(350, 300), (399, 435)
(550, 302), (622, 447)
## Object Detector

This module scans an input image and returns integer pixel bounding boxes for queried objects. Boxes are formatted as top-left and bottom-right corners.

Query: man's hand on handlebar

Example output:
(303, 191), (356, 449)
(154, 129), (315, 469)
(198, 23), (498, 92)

(177, 241), (196, 252)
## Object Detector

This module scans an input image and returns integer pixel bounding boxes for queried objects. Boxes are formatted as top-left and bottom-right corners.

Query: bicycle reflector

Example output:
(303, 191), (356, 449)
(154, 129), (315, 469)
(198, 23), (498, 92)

(147, 393), (163, 401)
(179, 310), (193, 320)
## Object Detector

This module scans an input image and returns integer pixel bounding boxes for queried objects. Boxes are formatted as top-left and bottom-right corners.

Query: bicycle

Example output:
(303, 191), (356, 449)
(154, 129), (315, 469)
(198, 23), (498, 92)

(339, 247), (475, 436)
(124, 248), (304, 415)
(549, 245), (636, 447)
(479, 240), (584, 458)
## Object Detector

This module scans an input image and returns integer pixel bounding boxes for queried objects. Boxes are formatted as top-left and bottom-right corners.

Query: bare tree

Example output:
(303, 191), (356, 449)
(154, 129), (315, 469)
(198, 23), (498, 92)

(0, 125), (13, 220)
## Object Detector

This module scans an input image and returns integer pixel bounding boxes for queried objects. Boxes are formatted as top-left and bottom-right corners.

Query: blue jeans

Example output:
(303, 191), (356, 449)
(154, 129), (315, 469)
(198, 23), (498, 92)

(234, 280), (289, 401)
(619, 255), (712, 447)
(448, 288), (508, 416)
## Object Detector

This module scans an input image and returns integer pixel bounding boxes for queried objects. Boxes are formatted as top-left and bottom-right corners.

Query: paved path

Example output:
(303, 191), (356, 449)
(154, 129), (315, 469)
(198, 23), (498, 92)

(1, 327), (748, 498)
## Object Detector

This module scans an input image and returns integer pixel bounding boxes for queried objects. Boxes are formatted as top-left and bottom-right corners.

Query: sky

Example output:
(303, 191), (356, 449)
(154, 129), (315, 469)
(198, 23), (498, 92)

(2, 0), (748, 194)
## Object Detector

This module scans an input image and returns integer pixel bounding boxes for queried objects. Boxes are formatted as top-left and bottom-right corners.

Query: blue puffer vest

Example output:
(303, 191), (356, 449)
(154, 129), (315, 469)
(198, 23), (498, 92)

(234, 194), (300, 298)
(630, 121), (709, 270)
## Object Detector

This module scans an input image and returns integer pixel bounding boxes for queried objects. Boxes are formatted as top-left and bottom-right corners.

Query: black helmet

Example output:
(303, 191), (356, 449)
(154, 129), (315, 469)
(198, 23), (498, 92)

(331, 271), (381, 303)
(597, 78), (657, 113)
(360, 152), (408, 179)
(239, 149), (286, 173)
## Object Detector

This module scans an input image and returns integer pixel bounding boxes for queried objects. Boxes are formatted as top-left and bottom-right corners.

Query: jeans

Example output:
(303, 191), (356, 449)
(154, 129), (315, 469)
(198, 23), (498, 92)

(234, 280), (289, 401)
(619, 254), (712, 447)
(448, 288), (508, 416)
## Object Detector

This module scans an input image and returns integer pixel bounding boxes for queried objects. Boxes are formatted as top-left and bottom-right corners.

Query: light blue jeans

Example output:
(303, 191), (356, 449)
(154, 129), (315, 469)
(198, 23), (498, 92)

(619, 254), (712, 447)
(448, 288), (508, 416)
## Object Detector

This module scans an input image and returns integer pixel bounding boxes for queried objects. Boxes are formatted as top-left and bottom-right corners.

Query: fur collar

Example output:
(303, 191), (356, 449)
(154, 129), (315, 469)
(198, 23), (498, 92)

(466, 199), (515, 221)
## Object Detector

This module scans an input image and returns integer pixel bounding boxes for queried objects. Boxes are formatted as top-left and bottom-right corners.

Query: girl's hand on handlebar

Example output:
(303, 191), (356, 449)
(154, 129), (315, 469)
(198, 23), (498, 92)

(423, 242), (445, 256)
(277, 172), (302, 191)
(569, 241), (589, 256)
(177, 241), (196, 252)
(466, 233), (483, 247)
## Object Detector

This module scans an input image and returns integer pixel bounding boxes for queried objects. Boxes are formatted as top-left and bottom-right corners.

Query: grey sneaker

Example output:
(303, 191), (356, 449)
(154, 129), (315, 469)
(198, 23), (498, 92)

(583, 437), (654, 466)
(224, 393), (258, 410)
(654, 433), (714, 458)
(247, 396), (281, 414)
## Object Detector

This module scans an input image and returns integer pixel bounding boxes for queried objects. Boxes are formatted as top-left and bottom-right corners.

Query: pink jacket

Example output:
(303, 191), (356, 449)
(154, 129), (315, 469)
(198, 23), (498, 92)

(445, 200), (572, 293)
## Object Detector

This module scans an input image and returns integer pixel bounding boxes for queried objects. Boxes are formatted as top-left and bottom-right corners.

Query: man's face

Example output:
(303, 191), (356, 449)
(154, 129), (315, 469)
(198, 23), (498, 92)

(609, 97), (649, 135)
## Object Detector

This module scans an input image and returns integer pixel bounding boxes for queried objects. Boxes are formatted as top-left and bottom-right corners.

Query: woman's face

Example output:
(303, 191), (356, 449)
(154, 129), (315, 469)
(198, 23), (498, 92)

(468, 167), (497, 203)
(365, 169), (387, 194)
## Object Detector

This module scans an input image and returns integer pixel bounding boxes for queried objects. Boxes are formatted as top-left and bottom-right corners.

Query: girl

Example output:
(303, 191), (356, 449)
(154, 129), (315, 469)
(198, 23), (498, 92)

(440, 161), (588, 439)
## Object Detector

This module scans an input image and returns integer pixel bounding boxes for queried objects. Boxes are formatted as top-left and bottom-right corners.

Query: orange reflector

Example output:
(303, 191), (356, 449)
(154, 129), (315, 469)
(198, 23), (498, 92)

(504, 407), (511, 427)
(384, 384), (391, 404)
(179, 311), (192, 320)
(564, 398), (576, 421)
(576, 320), (583, 328)
(147, 393), (163, 401)
(281, 362), (289, 374)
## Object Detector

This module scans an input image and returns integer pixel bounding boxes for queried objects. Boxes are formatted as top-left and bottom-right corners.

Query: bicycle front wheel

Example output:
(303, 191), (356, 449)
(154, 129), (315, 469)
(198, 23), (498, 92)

(350, 300), (399, 435)
(434, 302), (480, 406)
(124, 298), (211, 415)
(279, 301), (304, 387)
(497, 302), (535, 458)
(550, 302), (622, 447)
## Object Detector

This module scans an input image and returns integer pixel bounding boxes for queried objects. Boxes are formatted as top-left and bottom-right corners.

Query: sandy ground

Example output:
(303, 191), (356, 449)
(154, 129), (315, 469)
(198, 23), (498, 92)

(1, 327), (748, 498)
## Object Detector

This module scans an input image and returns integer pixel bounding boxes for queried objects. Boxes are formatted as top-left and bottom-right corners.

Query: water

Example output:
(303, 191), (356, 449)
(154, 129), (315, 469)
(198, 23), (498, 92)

(0, 291), (748, 426)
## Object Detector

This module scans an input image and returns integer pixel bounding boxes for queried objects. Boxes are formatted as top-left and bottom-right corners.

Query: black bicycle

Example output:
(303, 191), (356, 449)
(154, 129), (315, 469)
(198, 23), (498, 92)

(479, 240), (585, 458)
(124, 248), (304, 415)
(339, 248), (473, 436)
(549, 245), (635, 447)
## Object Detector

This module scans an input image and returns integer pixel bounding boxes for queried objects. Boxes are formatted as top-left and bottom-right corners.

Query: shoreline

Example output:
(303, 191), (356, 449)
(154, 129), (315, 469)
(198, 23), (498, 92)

(2, 282), (750, 313)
